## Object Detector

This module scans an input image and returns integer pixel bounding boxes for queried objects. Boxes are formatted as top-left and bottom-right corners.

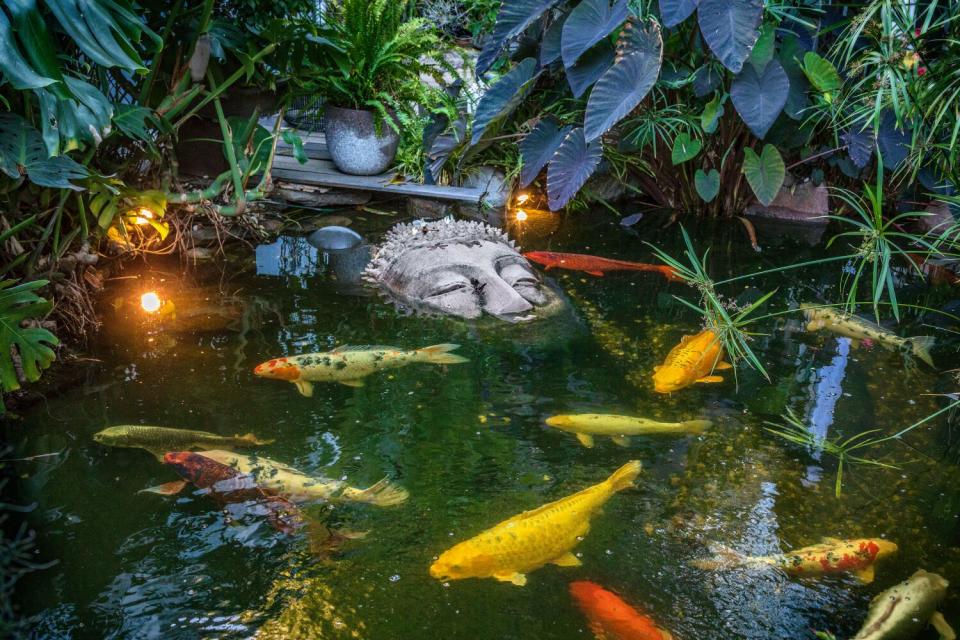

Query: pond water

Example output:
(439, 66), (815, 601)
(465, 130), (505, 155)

(6, 208), (960, 639)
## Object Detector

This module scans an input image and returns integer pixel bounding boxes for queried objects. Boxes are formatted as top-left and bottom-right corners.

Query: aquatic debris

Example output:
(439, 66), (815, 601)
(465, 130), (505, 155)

(569, 581), (673, 640)
(692, 537), (898, 583)
(253, 343), (468, 397)
(653, 329), (732, 393)
(93, 425), (273, 461)
(524, 251), (681, 281)
(545, 414), (711, 447)
(801, 304), (935, 367)
(429, 461), (640, 586)
(851, 569), (952, 640)
(619, 212), (644, 227)
(196, 450), (408, 507)
(153, 451), (307, 535)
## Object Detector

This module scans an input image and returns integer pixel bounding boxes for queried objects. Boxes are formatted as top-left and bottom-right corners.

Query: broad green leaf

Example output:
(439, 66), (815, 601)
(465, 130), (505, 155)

(0, 279), (58, 399)
(0, 113), (89, 190)
(281, 130), (309, 165)
(749, 22), (776, 73)
(801, 52), (841, 100)
(672, 132), (702, 164)
(561, 0), (628, 69)
(5, 0), (66, 95)
(0, 10), (56, 90)
(742, 144), (785, 206)
(696, 0), (763, 73)
(547, 127), (602, 210)
(701, 96), (725, 133)
(695, 168), (720, 202)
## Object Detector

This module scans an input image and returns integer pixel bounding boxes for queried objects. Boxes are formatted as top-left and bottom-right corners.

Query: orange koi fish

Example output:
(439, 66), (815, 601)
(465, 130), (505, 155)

(524, 251), (682, 281)
(570, 581), (674, 640)
(692, 537), (898, 584)
(652, 329), (731, 393)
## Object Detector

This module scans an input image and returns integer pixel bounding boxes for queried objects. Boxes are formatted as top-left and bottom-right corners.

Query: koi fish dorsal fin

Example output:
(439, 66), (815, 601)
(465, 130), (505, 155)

(330, 345), (399, 353)
(551, 552), (581, 567)
(820, 536), (843, 544)
(680, 335), (692, 345)
(854, 565), (876, 584)
(714, 361), (733, 370)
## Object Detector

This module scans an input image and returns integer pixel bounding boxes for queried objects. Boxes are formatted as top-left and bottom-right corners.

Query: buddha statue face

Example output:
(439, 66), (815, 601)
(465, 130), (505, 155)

(363, 219), (563, 322)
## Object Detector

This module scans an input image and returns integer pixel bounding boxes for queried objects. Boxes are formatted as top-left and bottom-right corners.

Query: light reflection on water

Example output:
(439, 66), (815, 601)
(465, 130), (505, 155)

(5, 211), (960, 639)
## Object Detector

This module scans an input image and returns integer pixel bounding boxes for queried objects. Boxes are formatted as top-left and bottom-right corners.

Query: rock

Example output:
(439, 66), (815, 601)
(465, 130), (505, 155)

(275, 184), (371, 207)
(917, 200), (956, 235)
(307, 226), (363, 251)
(745, 181), (829, 224)
(407, 197), (451, 219)
(457, 166), (512, 216)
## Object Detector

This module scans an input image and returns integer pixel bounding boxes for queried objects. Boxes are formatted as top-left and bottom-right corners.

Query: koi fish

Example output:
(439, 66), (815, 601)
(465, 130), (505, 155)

(852, 569), (953, 640)
(692, 537), (898, 584)
(429, 461), (641, 586)
(801, 304), (935, 367)
(652, 329), (732, 393)
(569, 581), (674, 640)
(195, 450), (408, 507)
(545, 413), (711, 448)
(523, 251), (681, 281)
(153, 451), (306, 535)
(254, 343), (469, 397)
(93, 425), (273, 461)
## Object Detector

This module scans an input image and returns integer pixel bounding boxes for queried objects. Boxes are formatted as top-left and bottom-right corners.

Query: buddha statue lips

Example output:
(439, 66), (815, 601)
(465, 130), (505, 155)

(363, 218), (562, 322)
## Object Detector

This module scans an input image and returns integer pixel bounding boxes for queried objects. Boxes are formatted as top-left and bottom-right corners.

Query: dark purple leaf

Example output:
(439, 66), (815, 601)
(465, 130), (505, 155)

(730, 58), (789, 139)
(561, 0), (628, 69)
(477, 0), (561, 76)
(660, 0), (697, 28)
(696, 0), (763, 73)
(547, 127), (602, 209)
(519, 118), (573, 187)
(566, 40), (615, 98)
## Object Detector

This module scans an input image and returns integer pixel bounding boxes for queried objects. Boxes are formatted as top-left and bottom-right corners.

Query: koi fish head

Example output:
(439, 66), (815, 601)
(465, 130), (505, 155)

(92, 426), (130, 446)
(163, 451), (206, 483)
(652, 365), (693, 394)
(544, 415), (574, 430)
(522, 251), (557, 267)
(253, 357), (300, 381)
(429, 545), (494, 582)
(870, 539), (898, 560)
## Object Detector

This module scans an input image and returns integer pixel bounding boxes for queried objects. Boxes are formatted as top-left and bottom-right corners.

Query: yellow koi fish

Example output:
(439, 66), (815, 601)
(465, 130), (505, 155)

(429, 461), (641, 586)
(254, 343), (468, 396)
(693, 537), (898, 584)
(801, 304), (935, 367)
(545, 414), (711, 448)
(653, 329), (731, 393)
(195, 450), (409, 507)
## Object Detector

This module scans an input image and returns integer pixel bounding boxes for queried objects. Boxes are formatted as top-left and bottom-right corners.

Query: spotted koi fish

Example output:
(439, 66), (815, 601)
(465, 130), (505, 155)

(253, 343), (468, 396)
(652, 329), (732, 393)
(692, 537), (898, 583)
(801, 304), (935, 367)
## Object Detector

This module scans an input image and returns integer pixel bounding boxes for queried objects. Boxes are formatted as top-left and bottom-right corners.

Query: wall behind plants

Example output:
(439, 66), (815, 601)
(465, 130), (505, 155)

(428, 0), (959, 215)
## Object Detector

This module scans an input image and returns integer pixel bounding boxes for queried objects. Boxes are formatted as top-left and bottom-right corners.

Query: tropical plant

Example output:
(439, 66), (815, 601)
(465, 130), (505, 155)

(0, 280), (58, 412)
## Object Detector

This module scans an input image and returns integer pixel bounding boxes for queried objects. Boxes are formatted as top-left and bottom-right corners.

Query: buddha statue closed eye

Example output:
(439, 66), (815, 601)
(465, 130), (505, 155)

(363, 218), (565, 322)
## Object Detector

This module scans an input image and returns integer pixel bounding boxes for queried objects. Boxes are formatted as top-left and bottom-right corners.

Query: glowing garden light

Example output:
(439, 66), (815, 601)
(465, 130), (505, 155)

(140, 291), (162, 313)
(133, 208), (155, 225)
(515, 209), (529, 222)
(515, 192), (531, 206)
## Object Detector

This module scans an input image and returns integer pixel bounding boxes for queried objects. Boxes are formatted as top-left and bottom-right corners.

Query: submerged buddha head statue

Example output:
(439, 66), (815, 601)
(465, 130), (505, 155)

(363, 218), (564, 322)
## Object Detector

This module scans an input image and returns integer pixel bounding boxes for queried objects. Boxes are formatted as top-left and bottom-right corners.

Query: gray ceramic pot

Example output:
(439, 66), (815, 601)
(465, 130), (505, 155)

(324, 105), (399, 175)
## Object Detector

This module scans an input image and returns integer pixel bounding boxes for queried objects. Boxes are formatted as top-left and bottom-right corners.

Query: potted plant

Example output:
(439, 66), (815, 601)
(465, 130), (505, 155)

(304, 0), (446, 175)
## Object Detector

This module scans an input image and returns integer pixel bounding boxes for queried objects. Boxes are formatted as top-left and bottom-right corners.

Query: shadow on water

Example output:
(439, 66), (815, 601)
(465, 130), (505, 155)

(5, 208), (960, 639)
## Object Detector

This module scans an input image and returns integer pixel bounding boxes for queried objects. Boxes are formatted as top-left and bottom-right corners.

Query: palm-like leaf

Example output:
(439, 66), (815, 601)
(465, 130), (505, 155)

(0, 280), (58, 410)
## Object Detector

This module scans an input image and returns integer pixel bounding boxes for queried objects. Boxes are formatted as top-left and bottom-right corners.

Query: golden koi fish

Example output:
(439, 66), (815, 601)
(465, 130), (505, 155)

(801, 304), (935, 367)
(545, 414), (711, 448)
(254, 343), (468, 396)
(852, 569), (953, 640)
(93, 425), (273, 461)
(653, 329), (731, 393)
(196, 450), (409, 507)
(429, 461), (641, 586)
(693, 537), (898, 584)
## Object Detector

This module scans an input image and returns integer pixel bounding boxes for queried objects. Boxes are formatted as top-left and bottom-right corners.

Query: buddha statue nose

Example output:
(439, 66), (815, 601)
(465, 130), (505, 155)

(480, 277), (534, 321)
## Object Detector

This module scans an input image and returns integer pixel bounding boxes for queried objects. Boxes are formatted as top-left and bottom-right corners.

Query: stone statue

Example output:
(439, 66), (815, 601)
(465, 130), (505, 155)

(363, 218), (565, 322)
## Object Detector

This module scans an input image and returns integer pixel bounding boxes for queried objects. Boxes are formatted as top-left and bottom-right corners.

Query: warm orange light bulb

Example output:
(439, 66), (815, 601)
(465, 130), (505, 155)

(516, 193), (531, 205)
(515, 209), (529, 222)
(140, 291), (162, 313)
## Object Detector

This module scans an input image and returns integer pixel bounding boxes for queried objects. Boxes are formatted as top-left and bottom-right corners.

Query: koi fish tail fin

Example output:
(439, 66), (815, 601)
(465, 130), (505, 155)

(690, 544), (748, 571)
(342, 477), (410, 507)
(684, 420), (713, 434)
(908, 336), (936, 367)
(607, 460), (642, 492)
(661, 266), (684, 283)
(240, 432), (275, 446)
(417, 343), (469, 365)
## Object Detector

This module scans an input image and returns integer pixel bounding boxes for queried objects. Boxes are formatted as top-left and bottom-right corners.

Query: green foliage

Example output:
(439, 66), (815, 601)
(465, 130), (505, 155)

(671, 132), (701, 164)
(695, 168), (720, 202)
(800, 52), (841, 100)
(0, 279), (58, 410)
(741, 144), (785, 206)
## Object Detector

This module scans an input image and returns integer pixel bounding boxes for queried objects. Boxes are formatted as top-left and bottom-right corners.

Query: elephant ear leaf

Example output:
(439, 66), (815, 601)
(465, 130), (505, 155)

(695, 168), (720, 202)
(547, 127), (602, 210)
(730, 59), (789, 139)
(426, 118), (467, 184)
(742, 144), (785, 206)
(477, 0), (560, 75)
(801, 52), (841, 99)
(0, 113), (88, 190)
(566, 40), (615, 98)
(696, 0), (763, 73)
(540, 12), (567, 65)
(561, 0), (628, 70)
(659, 0), (697, 28)
(0, 279), (59, 407)
(471, 58), (539, 145)
(584, 18), (663, 142)
(519, 118), (572, 188)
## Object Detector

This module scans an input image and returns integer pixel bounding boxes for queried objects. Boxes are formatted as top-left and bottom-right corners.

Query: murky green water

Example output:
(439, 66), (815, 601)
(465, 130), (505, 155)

(5, 210), (960, 639)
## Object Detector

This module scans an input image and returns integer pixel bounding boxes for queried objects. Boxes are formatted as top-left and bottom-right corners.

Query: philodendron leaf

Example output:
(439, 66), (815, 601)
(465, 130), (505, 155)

(0, 279), (58, 399)
(561, 0), (628, 70)
(0, 113), (88, 190)
(519, 118), (573, 188)
(742, 144), (785, 206)
(547, 127), (602, 210)
(801, 52), (841, 100)
(749, 22), (775, 73)
(471, 58), (539, 145)
(695, 168), (720, 202)
(660, 0), (697, 28)
(584, 18), (663, 141)
(730, 58), (789, 139)
(477, 0), (560, 75)
(696, 0), (763, 73)
(671, 132), (702, 164)
(701, 95), (725, 133)
(566, 40), (615, 98)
